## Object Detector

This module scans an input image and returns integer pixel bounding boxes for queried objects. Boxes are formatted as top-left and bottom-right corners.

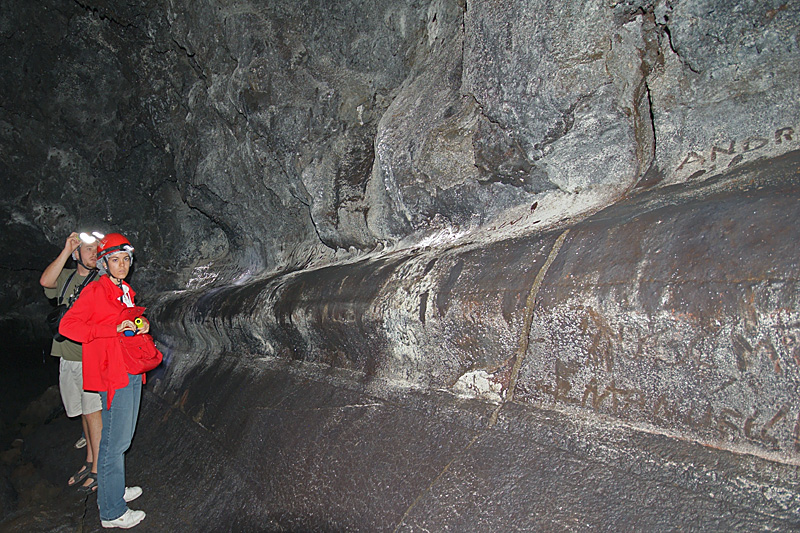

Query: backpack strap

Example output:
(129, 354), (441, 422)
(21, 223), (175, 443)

(57, 271), (77, 305)
(68, 270), (98, 305)
(60, 270), (98, 306)
(79, 270), (98, 290)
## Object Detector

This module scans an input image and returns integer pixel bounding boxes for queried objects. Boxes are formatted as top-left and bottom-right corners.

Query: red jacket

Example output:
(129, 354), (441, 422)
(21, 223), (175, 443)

(59, 275), (142, 407)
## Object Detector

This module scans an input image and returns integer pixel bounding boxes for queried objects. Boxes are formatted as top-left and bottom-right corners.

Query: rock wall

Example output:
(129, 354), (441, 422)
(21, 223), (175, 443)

(2, 0), (797, 289)
(1, 0), (799, 465)
(154, 150), (800, 463)
(2, 1), (800, 528)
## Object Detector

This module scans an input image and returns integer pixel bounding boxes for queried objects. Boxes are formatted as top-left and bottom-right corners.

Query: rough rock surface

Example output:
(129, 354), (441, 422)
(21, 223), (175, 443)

(3, 0), (797, 287)
(155, 149), (800, 462)
(2, 362), (800, 531)
(0, 0), (799, 528)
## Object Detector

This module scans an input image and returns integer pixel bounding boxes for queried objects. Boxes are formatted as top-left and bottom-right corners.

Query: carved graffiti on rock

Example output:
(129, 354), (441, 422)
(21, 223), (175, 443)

(674, 126), (797, 180)
(529, 306), (800, 456)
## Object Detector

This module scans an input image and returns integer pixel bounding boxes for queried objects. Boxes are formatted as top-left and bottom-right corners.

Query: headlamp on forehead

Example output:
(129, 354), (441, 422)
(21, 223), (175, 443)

(79, 231), (105, 245)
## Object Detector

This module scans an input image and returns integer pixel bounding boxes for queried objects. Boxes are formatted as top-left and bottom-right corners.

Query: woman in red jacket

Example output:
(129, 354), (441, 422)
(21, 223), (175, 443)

(60, 233), (148, 530)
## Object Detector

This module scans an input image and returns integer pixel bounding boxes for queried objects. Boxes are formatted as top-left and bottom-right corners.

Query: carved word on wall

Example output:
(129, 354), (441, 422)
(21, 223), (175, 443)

(675, 126), (796, 179)
(531, 307), (800, 456)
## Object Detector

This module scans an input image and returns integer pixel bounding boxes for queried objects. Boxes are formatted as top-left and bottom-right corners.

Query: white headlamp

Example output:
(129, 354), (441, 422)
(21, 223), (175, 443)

(79, 231), (105, 245)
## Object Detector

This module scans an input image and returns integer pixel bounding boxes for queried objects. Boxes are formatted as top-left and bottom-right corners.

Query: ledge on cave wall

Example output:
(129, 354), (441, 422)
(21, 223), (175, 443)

(151, 150), (800, 465)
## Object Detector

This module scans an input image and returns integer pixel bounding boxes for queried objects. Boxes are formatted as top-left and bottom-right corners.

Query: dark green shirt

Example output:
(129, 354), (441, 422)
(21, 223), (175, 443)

(44, 268), (94, 361)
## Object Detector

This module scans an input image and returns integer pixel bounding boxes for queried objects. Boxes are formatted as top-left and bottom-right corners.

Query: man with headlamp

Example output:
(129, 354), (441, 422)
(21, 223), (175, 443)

(40, 231), (104, 493)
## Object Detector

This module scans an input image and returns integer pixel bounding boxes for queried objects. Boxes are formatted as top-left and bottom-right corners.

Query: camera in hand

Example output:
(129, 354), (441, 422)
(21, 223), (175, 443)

(124, 317), (146, 336)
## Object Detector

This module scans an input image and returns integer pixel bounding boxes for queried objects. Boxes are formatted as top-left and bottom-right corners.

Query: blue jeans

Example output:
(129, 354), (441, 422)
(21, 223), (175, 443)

(98, 374), (142, 521)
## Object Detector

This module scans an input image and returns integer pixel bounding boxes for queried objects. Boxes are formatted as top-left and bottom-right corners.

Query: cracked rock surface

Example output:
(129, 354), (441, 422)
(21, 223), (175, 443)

(1, 0), (799, 529)
(2, 0), (797, 290)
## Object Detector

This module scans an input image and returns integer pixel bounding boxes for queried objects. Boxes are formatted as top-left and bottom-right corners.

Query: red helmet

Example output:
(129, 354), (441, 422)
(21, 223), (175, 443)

(97, 233), (134, 261)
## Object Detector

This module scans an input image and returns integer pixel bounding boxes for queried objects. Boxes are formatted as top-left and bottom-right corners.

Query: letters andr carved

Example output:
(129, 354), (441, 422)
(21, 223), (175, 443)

(676, 125), (796, 174)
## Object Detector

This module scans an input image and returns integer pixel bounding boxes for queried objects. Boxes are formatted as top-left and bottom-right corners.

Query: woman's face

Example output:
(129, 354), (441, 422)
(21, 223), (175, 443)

(106, 252), (131, 280)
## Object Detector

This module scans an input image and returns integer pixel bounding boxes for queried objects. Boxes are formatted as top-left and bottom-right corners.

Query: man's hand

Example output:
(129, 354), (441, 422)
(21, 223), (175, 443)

(65, 232), (82, 254)
(40, 232), (82, 288)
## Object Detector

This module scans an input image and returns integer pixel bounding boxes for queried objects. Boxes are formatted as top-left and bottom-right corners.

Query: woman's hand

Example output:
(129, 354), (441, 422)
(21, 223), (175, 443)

(117, 320), (135, 334)
(136, 317), (150, 334)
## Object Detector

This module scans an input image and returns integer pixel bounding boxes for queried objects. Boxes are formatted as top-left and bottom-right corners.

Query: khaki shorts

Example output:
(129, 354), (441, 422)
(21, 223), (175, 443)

(58, 359), (102, 417)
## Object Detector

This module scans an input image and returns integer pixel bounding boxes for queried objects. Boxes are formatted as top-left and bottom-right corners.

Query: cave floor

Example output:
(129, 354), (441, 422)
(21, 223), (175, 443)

(2, 355), (800, 532)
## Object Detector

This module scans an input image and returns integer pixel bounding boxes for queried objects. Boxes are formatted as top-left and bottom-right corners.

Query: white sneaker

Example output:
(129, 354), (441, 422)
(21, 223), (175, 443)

(74, 436), (87, 449)
(123, 486), (143, 502)
(101, 509), (146, 529)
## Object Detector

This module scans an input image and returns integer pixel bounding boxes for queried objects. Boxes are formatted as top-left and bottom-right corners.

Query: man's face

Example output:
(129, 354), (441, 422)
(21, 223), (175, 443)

(106, 252), (131, 280)
(79, 243), (98, 269)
